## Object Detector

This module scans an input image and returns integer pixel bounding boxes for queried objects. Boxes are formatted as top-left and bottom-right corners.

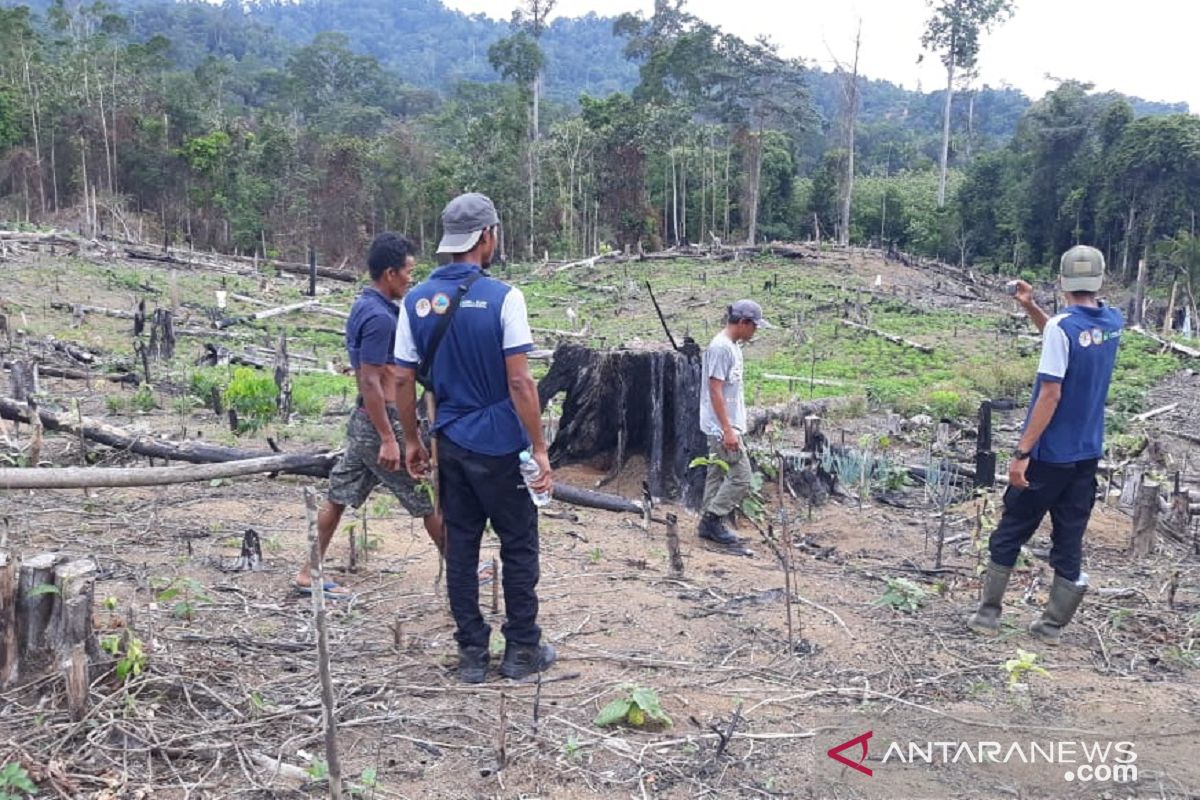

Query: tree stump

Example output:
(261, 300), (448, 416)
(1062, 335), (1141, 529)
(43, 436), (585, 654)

(3, 552), (98, 689)
(1130, 479), (1160, 558)
(148, 308), (176, 361)
(1119, 465), (1146, 510)
(538, 344), (706, 506)
(8, 360), (37, 402)
(974, 400), (996, 489)
(274, 332), (292, 420)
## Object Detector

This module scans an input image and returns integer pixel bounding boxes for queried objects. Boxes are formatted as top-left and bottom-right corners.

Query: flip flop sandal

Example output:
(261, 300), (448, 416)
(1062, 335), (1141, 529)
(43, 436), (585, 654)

(293, 580), (354, 600)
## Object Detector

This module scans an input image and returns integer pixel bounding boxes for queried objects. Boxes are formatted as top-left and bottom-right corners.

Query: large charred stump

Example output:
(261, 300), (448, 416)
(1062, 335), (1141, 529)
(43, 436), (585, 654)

(539, 344), (706, 507)
(2, 552), (98, 689)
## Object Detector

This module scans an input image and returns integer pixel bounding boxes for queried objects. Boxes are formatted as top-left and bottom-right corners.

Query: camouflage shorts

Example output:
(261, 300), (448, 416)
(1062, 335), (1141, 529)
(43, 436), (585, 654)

(327, 408), (435, 517)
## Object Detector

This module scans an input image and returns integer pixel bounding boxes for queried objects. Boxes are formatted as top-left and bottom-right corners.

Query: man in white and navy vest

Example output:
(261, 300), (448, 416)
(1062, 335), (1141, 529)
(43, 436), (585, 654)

(393, 192), (556, 683)
(969, 245), (1123, 644)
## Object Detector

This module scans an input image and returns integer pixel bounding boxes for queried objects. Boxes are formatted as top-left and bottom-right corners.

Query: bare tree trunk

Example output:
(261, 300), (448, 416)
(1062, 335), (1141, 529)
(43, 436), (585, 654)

(937, 43), (957, 208)
(20, 44), (46, 216)
(838, 22), (862, 248)
(670, 146), (679, 246)
(747, 124), (763, 246)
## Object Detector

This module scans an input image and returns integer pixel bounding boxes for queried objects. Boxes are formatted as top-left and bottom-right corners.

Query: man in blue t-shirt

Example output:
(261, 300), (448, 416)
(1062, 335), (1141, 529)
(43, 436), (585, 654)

(969, 245), (1123, 644)
(292, 233), (442, 598)
(394, 192), (555, 683)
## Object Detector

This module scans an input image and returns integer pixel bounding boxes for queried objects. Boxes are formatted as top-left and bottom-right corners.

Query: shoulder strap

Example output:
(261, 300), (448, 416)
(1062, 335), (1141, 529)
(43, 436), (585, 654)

(417, 271), (484, 388)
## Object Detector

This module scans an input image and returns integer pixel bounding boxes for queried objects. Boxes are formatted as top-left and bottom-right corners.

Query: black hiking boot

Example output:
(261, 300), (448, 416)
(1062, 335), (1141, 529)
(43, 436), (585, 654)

(457, 645), (489, 684)
(698, 513), (741, 545)
(498, 642), (556, 680)
(698, 513), (752, 556)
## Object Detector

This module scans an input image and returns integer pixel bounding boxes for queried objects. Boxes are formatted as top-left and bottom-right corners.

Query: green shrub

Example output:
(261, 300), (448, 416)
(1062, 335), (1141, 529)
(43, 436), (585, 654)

(223, 368), (277, 433)
(189, 367), (227, 407)
(292, 373), (355, 418)
(131, 384), (157, 413)
(925, 388), (974, 419)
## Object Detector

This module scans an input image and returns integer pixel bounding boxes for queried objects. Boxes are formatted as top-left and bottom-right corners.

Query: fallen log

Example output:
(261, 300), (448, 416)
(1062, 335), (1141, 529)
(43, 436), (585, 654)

(0, 396), (335, 478)
(124, 245), (357, 283)
(0, 453), (339, 489)
(839, 319), (934, 354)
(552, 483), (642, 514)
(1132, 403), (1179, 423)
(1127, 326), (1200, 359)
(217, 300), (321, 330)
(3, 360), (138, 387)
(49, 301), (135, 321)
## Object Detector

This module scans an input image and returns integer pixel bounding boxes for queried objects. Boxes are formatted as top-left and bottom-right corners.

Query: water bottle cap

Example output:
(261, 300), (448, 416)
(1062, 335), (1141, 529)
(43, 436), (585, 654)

(519, 450), (532, 463)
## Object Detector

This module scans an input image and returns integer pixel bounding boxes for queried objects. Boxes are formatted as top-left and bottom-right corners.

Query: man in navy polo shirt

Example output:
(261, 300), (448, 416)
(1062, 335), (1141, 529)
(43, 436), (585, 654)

(394, 192), (556, 683)
(293, 233), (442, 598)
(968, 245), (1123, 644)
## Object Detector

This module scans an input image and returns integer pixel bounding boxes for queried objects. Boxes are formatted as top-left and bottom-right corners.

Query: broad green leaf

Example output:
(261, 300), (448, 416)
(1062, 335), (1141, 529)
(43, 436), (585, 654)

(26, 583), (60, 598)
(594, 698), (633, 727)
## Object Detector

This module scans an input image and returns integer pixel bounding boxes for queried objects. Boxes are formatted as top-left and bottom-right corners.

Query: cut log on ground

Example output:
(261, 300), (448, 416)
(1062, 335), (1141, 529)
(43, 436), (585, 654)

(0, 453), (342, 489)
(3, 360), (138, 387)
(217, 300), (320, 330)
(839, 319), (934, 354)
(49, 301), (136, 321)
(538, 344), (706, 507)
(0, 396), (335, 478)
(1132, 403), (1180, 422)
(1127, 326), (1200, 359)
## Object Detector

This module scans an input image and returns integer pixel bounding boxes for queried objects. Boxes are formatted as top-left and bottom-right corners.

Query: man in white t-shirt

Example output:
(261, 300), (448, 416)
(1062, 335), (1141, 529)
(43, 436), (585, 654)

(697, 299), (771, 553)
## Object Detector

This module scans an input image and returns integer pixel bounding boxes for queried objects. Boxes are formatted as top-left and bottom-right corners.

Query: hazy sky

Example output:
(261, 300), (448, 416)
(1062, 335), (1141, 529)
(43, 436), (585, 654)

(443, 0), (1198, 111)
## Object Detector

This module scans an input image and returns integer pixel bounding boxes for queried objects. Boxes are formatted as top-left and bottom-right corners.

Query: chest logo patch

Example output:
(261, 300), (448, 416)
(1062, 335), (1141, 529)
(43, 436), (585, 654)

(432, 293), (451, 315)
(1091, 328), (1104, 346)
(414, 298), (432, 318)
(1078, 330), (1092, 348)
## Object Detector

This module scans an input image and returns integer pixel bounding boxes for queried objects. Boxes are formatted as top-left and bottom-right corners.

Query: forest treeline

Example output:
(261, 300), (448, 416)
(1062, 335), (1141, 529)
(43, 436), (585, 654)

(0, 0), (1197, 303)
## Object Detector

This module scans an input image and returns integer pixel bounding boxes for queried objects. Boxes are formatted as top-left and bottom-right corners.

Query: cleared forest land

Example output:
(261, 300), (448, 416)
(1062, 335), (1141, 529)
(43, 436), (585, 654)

(1, 239), (1198, 799)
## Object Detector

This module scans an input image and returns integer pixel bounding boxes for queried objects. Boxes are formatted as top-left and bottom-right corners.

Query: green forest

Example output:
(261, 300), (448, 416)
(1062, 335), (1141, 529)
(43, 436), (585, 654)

(1, 0), (1198, 300)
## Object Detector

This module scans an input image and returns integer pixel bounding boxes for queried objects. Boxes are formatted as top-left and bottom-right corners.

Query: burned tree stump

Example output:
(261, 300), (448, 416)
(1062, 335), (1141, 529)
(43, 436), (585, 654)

(3, 552), (98, 689)
(8, 360), (37, 402)
(148, 308), (176, 361)
(274, 332), (292, 420)
(975, 401), (996, 489)
(539, 344), (706, 507)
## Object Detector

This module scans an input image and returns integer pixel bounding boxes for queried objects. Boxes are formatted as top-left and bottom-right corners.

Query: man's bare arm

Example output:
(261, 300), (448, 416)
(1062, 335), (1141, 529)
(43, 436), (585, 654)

(1013, 280), (1049, 333)
(708, 377), (739, 451)
(358, 363), (400, 470)
(506, 352), (552, 492)
(394, 365), (428, 480)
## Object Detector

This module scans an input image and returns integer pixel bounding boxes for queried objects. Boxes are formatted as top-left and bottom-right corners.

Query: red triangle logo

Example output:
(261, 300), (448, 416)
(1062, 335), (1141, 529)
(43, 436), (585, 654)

(827, 731), (873, 776)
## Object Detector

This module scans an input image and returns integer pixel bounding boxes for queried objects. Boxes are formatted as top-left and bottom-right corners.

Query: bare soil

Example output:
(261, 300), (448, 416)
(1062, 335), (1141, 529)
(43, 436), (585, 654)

(1, 246), (1198, 800)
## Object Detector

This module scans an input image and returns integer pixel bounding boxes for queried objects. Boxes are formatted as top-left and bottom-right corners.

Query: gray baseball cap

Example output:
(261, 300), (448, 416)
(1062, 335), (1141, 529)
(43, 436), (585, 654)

(730, 299), (772, 329)
(1059, 245), (1105, 292)
(437, 192), (500, 254)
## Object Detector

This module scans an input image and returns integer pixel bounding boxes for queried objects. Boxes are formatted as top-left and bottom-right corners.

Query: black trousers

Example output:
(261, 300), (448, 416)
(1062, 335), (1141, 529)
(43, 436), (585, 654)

(988, 458), (1098, 582)
(438, 436), (541, 649)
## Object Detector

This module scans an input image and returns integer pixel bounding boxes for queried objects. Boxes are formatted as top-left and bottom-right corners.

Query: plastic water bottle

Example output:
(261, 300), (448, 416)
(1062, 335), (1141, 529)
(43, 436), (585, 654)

(518, 450), (552, 507)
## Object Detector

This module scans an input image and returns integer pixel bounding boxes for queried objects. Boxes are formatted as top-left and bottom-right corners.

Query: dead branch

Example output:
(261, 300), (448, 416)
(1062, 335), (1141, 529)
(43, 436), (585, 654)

(839, 319), (934, 354)
(1127, 326), (1200, 359)
(0, 452), (339, 489)
(0, 396), (335, 478)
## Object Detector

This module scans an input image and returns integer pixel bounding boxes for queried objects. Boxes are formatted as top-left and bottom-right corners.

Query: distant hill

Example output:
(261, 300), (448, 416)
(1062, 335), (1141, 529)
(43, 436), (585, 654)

(6, 0), (1189, 137)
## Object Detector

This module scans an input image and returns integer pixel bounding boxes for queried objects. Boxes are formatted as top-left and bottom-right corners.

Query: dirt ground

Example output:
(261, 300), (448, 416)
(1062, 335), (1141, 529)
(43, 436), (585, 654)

(1, 245), (1198, 800)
